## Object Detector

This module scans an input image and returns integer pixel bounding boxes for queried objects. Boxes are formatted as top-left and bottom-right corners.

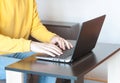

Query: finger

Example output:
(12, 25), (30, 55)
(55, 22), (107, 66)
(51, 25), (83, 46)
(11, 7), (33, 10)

(49, 44), (63, 54)
(36, 43), (63, 56)
(64, 40), (73, 49)
(61, 39), (66, 50)
(57, 38), (66, 50)
(67, 42), (73, 49)
(69, 42), (73, 48)
(60, 39), (65, 50)
(64, 40), (70, 49)
(39, 49), (56, 57)
(31, 45), (57, 57)
(48, 46), (63, 56)
(43, 44), (63, 55)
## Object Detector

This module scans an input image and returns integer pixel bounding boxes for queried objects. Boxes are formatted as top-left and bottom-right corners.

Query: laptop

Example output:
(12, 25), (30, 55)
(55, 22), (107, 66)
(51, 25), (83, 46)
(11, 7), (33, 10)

(36, 15), (106, 63)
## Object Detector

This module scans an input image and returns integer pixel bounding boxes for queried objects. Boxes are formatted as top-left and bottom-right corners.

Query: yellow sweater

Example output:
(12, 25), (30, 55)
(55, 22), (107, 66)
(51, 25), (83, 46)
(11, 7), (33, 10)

(0, 0), (55, 55)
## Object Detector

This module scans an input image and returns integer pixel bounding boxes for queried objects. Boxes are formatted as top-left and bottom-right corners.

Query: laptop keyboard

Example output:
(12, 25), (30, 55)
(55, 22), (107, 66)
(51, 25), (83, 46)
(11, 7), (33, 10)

(57, 47), (74, 59)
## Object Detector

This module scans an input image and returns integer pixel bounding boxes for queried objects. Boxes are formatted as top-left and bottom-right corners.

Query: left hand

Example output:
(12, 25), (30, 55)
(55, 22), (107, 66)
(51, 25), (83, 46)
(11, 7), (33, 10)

(50, 35), (73, 50)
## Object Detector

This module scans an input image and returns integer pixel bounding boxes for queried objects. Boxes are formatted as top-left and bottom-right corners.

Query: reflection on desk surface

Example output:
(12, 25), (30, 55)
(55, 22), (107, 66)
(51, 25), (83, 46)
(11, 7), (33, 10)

(34, 52), (96, 76)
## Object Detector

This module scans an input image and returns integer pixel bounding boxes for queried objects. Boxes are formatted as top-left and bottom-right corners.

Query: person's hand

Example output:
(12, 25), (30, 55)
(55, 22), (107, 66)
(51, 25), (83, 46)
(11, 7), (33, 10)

(50, 35), (73, 50)
(30, 41), (63, 57)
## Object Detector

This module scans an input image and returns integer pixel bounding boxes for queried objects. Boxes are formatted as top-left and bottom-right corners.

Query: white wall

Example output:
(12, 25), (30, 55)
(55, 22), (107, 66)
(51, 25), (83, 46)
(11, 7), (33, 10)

(36, 0), (120, 44)
(108, 50), (120, 83)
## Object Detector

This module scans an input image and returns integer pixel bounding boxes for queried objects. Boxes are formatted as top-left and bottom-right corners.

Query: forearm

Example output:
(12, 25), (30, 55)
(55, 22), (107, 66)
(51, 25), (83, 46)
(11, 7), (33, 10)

(0, 34), (31, 55)
(31, 0), (56, 43)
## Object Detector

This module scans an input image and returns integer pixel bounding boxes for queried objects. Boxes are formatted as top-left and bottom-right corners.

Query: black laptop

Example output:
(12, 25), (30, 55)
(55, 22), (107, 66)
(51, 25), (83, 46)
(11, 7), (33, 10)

(36, 15), (106, 63)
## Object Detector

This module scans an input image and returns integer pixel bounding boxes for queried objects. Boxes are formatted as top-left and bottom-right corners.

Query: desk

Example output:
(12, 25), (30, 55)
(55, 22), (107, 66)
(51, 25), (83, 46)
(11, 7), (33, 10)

(5, 43), (120, 83)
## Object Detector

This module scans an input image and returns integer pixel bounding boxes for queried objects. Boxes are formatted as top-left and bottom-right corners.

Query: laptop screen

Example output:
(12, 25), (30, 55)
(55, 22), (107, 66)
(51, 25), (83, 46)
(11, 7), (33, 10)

(72, 15), (106, 60)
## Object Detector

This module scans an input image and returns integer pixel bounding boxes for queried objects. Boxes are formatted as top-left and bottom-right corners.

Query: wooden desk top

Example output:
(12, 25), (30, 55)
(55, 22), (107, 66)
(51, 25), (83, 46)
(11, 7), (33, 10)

(5, 43), (120, 80)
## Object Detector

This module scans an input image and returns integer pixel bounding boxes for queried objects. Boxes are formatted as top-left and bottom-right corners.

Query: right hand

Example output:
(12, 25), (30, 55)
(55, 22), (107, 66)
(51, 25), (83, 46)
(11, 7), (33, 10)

(30, 41), (63, 57)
